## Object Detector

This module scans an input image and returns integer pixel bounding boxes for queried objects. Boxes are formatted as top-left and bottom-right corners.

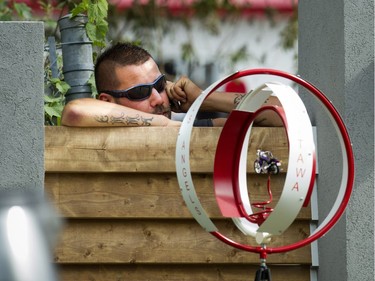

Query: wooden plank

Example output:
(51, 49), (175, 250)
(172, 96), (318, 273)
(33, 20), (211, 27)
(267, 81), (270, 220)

(45, 126), (288, 173)
(56, 264), (311, 281)
(45, 173), (311, 219)
(54, 219), (311, 264)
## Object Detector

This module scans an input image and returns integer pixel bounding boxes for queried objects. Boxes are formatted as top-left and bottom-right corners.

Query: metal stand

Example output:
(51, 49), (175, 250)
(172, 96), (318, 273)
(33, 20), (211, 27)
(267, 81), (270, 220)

(254, 255), (272, 281)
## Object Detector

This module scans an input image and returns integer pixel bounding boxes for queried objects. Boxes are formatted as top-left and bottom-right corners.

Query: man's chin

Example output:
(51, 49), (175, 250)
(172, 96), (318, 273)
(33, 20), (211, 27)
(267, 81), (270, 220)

(154, 109), (171, 119)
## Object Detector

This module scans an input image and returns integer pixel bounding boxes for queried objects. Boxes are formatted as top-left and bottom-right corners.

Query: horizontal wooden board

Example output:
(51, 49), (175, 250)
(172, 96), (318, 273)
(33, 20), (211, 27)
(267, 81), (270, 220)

(45, 126), (289, 173)
(45, 173), (311, 219)
(56, 264), (311, 281)
(54, 219), (311, 264)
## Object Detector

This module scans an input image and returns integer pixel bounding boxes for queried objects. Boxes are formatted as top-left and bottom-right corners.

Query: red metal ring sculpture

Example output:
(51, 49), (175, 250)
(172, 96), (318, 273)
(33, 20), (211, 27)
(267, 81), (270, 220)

(175, 68), (354, 257)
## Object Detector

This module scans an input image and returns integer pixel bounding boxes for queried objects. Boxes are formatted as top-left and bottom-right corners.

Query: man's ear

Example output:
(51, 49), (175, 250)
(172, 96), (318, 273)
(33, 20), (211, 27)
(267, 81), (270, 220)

(98, 93), (115, 103)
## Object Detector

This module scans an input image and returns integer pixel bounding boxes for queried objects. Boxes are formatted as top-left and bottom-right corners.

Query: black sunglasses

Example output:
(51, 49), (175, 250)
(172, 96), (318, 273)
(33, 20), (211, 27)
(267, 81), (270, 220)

(101, 74), (167, 101)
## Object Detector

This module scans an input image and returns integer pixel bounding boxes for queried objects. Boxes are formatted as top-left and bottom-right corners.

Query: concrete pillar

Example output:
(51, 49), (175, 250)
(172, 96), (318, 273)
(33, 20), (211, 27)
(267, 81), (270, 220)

(298, 1), (374, 280)
(0, 22), (44, 193)
(0, 22), (61, 281)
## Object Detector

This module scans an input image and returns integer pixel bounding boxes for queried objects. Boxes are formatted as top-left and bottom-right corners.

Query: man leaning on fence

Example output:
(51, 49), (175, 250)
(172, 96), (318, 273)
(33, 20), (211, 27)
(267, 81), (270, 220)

(61, 42), (282, 128)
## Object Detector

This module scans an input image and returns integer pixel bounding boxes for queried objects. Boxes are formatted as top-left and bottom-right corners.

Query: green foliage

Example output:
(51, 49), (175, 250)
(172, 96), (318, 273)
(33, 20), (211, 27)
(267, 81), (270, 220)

(181, 43), (195, 62)
(0, 2), (12, 20)
(108, 0), (171, 57)
(71, 0), (108, 47)
(44, 78), (70, 125)
(191, 0), (240, 35)
(229, 45), (248, 65)
(13, 2), (32, 19)
(0, 1), (32, 20)
(88, 73), (98, 98)
(44, 96), (64, 125)
(280, 7), (298, 50)
(36, 0), (67, 36)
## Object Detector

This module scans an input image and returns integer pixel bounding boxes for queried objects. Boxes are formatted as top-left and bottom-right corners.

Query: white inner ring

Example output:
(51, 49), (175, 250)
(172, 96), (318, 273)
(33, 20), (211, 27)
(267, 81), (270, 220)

(230, 83), (315, 240)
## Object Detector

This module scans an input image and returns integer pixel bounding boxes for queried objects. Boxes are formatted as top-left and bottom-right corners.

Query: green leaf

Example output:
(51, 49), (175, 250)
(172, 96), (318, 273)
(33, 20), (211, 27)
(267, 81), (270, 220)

(0, 2), (12, 21)
(86, 21), (108, 47)
(0, 13), (12, 21)
(88, 73), (98, 98)
(55, 81), (70, 94)
(71, 0), (89, 17)
(85, 21), (97, 40)
(97, 0), (108, 18)
(87, 2), (97, 22)
(49, 77), (60, 84)
(181, 43), (195, 61)
(44, 95), (62, 103)
(87, 0), (107, 23)
(48, 78), (70, 95)
(13, 3), (32, 20)
(96, 20), (108, 38)
(44, 104), (63, 118)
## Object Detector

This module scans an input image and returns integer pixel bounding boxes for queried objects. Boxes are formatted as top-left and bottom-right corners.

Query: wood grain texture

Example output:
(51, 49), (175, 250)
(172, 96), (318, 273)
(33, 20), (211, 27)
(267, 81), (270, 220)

(45, 126), (288, 173)
(54, 219), (311, 264)
(45, 173), (311, 219)
(56, 264), (311, 281)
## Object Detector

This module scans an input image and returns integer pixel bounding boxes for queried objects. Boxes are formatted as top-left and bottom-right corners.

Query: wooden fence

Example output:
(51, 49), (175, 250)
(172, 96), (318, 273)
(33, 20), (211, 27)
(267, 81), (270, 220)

(45, 126), (312, 281)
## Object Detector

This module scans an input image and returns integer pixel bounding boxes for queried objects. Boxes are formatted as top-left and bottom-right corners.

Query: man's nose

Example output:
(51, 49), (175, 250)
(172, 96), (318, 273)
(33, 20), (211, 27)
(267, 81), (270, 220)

(149, 88), (164, 106)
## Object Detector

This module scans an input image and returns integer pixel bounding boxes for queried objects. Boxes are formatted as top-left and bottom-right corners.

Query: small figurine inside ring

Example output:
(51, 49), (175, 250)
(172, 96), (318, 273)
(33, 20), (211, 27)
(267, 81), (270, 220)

(254, 149), (281, 175)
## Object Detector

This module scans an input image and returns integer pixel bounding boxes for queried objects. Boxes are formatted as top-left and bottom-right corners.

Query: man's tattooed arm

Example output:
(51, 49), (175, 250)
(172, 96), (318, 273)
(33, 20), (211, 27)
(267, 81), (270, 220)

(94, 112), (154, 126)
(234, 90), (274, 108)
(141, 116), (154, 126)
(234, 93), (246, 107)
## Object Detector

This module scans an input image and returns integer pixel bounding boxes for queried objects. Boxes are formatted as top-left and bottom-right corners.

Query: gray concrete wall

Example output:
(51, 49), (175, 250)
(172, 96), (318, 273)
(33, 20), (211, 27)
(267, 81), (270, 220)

(298, 1), (374, 280)
(0, 22), (45, 193)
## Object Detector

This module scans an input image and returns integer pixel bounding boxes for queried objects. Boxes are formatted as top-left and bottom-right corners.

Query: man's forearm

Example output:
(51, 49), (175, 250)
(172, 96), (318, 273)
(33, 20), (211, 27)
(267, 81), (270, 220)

(61, 98), (179, 127)
(201, 92), (245, 112)
(93, 112), (156, 126)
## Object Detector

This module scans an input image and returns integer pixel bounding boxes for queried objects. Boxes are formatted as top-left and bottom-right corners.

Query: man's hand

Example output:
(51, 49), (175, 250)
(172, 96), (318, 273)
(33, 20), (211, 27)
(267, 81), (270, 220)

(166, 76), (202, 112)
(166, 76), (239, 114)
